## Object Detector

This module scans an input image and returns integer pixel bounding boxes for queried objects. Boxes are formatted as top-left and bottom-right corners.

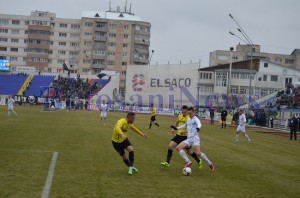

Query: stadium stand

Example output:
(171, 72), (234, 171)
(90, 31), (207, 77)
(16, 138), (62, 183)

(276, 83), (300, 108)
(0, 73), (28, 95)
(23, 75), (56, 96)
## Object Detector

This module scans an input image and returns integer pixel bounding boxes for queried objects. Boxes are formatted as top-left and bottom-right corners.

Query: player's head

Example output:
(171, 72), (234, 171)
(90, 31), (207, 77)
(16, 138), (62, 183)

(126, 112), (136, 123)
(102, 100), (106, 104)
(188, 106), (195, 117)
(239, 109), (243, 115)
(182, 105), (188, 116)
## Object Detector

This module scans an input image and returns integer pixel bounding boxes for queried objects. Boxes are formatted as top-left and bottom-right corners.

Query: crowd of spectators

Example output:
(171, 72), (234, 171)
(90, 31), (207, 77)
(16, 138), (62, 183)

(276, 83), (300, 108)
(52, 75), (100, 99)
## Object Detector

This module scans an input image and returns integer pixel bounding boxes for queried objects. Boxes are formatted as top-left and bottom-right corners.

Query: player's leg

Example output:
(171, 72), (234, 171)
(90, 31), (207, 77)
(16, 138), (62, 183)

(290, 129), (293, 140)
(221, 120), (223, 128)
(161, 140), (177, 167)
(148, 119), (152, 129)
(103, 114), (107, 126)
(176, 141), (191, 167)
(235, 126), (240, 142)
(242, 131), (251, 143)
(112, 141), (130, 167)
(126, 145), (138, 174)
(295, 129), (297, 140)
(186, 148), (202, 169)
(194, 146), (214, 172)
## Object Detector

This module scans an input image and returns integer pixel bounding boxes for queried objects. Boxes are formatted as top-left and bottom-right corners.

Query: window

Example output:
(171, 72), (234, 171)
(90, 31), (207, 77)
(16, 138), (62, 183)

(230, 86), (239, 94)
(123, 43), (128, 48)
(264, 63), (268, 67)
(59, 33), (67, 37)
(121, 71), (126, 75)
(31, 20), (48, 26)
(200, 73), (212, 79)
(82, 68), (90, 73)
(215, 72), (227, 87)
(232, 56), (238, 60)
(231, 73), (239, 79)
(109, 24), (116, 29)
(85, 22), (93, 27)
(58, 60), (65, 64)
(109, 33), (116, 38)
(93, 59), (105, 65)
(0, 38), (8, 42)
(122, 62), (127, 66)
(69, 51), (79, 56)
(135, 25), (140, 30)
(108, 61), (115, 65)
(240, 86), (249, 95)
(11, 38), (19, 43)
(59, 42), (67, 46)
(83, 59), (90, 64)
(11, 30), (19, 34)
(285, 59), (294, 64)
(96, 32), (105, 37)
(84, 32), (92, 36)
(70, 33), (80, 38)
(25, 21), (29, 25)
(275, 58), (282, 63)
(71, 24), (80, 29)
(0, 19), (9, 25)
(124, 25), (129, 29)
(70, 42), (80, 47)
(123, 52), (128, 56)
(59, 24), (67, 28)
(84, 41), (92, 46)
(0, 47), (7, 51)
(270, 75), (278, 82)
(240, 74), (250, 79)
(69, 61), (78, 65)
(124, 34), (129, 39)
(10, 57), (18, 61)
(109, 42), (116, 46)
(107, 51), (115, 56)
(58, 51), (66, 55)
(95, 41), (105, 47)
(0, 29), (8, 33)
(263, 75), (267, 81)
(11, 20), (20, 25)
(51, 23), (55, 28)
(93, 50), (105, 55)
(96, 23), (106, 28)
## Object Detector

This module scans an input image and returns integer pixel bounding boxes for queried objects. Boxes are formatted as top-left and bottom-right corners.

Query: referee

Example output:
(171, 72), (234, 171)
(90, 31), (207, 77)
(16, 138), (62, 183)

(112, 112), (147, 175)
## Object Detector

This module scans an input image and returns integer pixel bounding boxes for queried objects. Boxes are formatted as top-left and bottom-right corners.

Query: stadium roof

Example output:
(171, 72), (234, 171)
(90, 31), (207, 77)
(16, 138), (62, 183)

(82, 11), (144, 22)
(199, 59), (260, 72)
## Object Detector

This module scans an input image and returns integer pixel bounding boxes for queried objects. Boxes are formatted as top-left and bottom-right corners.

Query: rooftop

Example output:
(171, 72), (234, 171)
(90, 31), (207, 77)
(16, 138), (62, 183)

(82, 11), (143, 22)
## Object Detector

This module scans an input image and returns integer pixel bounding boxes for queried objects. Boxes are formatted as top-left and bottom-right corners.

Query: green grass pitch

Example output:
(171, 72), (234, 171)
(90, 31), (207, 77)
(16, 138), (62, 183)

(0, 106), (299, 198)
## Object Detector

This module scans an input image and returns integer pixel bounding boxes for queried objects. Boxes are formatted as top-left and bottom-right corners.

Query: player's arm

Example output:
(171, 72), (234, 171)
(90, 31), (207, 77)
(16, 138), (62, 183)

(195, 118), (202, 132)
(115, 121), (126, 139)
(173, 122), (187, 130)
(171, 120), (179, 134)
(130, 125), (147, 139)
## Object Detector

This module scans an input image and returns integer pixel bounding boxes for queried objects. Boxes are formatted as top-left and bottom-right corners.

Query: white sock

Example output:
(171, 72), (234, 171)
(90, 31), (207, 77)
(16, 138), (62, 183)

(179, 150), (191, 163)
(236, 133), (239, 142)
(200, 153), (212, 166)
(13, 111), (17, 116)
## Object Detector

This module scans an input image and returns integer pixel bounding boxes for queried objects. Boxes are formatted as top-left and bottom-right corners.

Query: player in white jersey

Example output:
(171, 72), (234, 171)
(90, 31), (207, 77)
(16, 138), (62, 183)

(235, 109), (251, 143)
(99, 100), (108, 126)
(173, 107), (215, 172)
(7, 95), (17, 116)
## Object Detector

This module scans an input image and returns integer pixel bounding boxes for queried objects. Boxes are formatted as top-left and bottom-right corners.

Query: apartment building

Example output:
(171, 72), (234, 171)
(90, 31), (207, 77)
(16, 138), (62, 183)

(0, 9), (151, 91)
(209, 44), (300, 69)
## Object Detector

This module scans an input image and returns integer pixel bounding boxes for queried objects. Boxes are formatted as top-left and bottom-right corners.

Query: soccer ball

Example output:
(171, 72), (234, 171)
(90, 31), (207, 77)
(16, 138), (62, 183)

(182, 167), (192, 176)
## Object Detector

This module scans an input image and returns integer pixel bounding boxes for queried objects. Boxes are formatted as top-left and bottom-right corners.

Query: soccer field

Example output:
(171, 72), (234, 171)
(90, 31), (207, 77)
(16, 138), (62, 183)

(0, 106), (299, 198)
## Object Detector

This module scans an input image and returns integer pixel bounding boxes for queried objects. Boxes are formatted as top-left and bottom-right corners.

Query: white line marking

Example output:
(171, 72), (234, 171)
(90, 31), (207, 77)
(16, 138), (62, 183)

(41, 151), (58, 198)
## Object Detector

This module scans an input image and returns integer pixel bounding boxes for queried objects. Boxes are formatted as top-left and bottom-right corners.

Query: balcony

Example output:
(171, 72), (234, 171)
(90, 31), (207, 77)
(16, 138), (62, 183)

(134, 39), (150, 46)
(95, 27), (107, 32)
(92, 54), (106, 59)
(94, 36), (106, 42)
(133, 57), (148, 64)
(91, 64), (106, 69)
(135, 30), (150, 36)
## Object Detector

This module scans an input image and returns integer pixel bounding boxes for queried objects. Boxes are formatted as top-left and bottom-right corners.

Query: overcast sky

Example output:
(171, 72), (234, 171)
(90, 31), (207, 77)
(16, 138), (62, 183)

(1, 0), (299, 67)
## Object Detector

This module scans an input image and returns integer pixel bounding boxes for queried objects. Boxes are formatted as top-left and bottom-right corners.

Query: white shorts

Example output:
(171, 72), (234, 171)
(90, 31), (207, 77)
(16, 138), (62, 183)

(100, 112), (107, 118)
(183, 136), (200, 148)
(237, 125), (246, 132)
(8, 105), (13, 111)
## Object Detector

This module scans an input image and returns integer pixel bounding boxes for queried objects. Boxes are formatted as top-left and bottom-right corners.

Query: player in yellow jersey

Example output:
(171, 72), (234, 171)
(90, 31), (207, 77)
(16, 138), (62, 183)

(148, 104), (160, 129)
(161, 105), (202, 168)
(112, 112), (147, 175)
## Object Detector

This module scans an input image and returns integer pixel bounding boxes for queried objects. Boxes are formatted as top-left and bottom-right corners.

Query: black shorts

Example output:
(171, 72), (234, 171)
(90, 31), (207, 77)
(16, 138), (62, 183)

(171, 134), (187, 145)
(221, 117), (226, 121)
(150, 116), (156, 121)
(112, 138), (132, 156)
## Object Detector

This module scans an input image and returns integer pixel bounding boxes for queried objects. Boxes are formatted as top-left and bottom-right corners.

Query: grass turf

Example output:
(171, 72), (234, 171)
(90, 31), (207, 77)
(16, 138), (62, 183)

(0, 105), (299, 198)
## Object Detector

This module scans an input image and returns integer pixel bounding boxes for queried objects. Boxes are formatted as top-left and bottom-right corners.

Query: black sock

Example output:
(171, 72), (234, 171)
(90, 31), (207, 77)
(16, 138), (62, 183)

(166, 149), (173, 163)
(190, 152), (200, 163)
(129, 151), (134, 167)
(155, 123), (160, 127)
(225, 123), (226, 128)
(123, 159), (130, 167)
(149, 124), (152, 129)
(221, 122), (223, 128)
